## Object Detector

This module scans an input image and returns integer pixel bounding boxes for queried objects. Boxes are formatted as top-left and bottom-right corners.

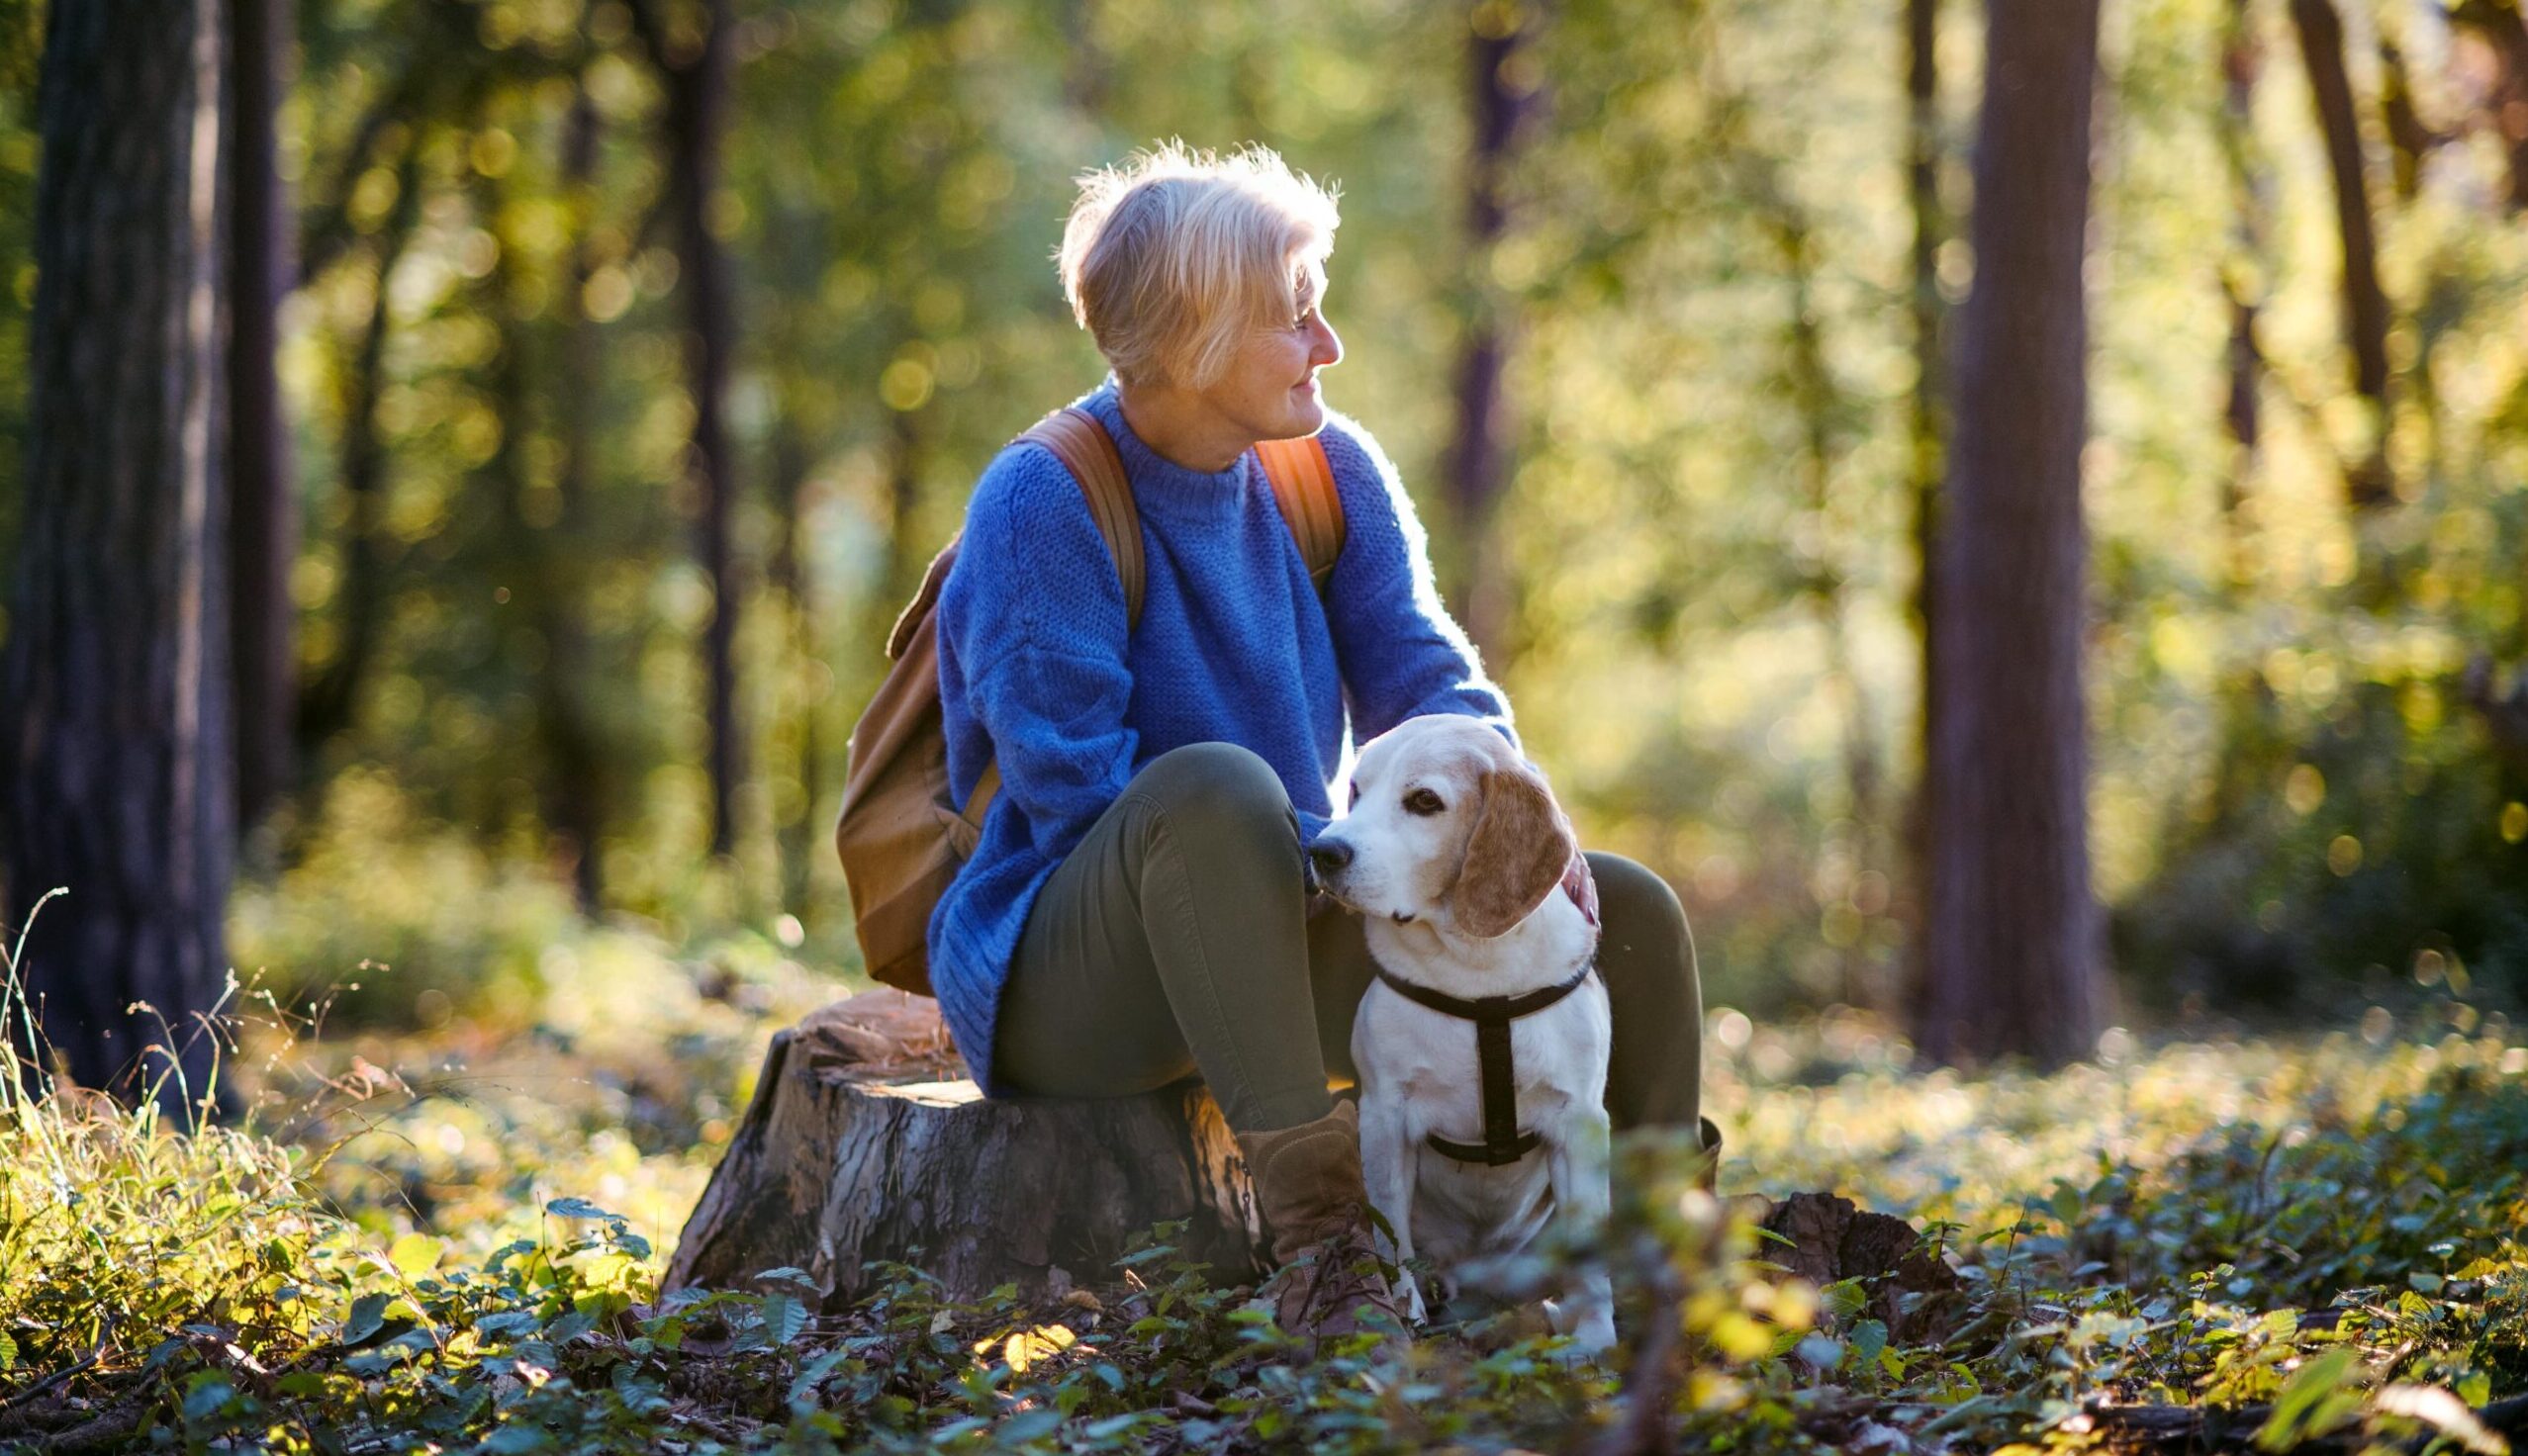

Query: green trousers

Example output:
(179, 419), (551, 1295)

(994, 742), (1704, 1136)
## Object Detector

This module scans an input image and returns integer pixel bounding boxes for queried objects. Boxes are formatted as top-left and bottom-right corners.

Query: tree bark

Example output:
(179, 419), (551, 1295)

(1445, 0), (1546, 663)
(2219, 0), (2268, 583)
(665, 994), (1264, 1305)
(1917, 0), (2107, 1067)
(297, 151), (421, 758)
(1901, 0), (1945, 1031)
(767, 418), (817, 923)
(228, 0), (296, 835)
(543, 87), (609, 913)
(2450, 0), (2528, 210)
(632, 0), (744, 858)
(2289, 0), (2394, 509)
(1, 0), (234, 1113)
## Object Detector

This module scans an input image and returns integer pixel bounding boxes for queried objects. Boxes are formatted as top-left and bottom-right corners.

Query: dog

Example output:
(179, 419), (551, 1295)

(1308, 713), (1617, 1352)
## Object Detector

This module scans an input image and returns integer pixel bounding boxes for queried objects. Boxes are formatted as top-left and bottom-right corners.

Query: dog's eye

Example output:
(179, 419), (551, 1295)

(1403, 787), (1445, 816)
(1348, 780), (1360, 808)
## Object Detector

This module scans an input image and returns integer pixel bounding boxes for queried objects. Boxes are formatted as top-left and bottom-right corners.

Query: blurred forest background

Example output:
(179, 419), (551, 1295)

(4, 0), (2528, 1089)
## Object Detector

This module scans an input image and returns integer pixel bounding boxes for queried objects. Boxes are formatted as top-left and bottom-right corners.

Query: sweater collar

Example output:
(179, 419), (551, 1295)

(1077, 379), (1253, 519)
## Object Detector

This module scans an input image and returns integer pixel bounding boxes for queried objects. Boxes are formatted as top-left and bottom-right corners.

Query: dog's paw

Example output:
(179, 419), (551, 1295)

(1393, 1268), (1428, 1324)
(1542, 1283), (1618, 1359)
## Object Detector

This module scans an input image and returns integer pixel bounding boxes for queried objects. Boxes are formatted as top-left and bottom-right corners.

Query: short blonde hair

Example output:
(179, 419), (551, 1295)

(1057, 140), (1341, 389)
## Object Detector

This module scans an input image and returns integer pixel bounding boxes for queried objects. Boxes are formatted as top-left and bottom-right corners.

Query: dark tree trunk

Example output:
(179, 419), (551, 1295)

(1901, 0), (1944, 1027)
(768, 419), (816, 923)
(543, 88), (609, 913)
(2450, 0), (2528, 210)
(297, 152), (421, 757)
(1, 0), (234, 1114)
(884, 404), (927, 607)
(2289, 0), (2394, 509)
(633, 0), (744, 858)
(228, 0), (296, 835)
(1917, 0), (2106, 1067)
(1444, 1), (1545, 663)
(2378, 40), (2441, 204)
(2219, 0), (2268, 577)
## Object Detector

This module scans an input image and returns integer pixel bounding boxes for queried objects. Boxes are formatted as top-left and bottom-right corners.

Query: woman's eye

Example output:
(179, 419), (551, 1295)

(1403, 788), (1445, 816)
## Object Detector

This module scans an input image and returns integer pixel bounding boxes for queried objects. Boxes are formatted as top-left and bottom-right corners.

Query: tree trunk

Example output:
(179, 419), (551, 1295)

(1445, 0), (1546, 663)
(297, 152), (421, 758)
(2219, 0), (2268, 582)
(2289, 0), (2394, 509)
(665, 993), (1264, 1305)
(633, 0), (744, 859)
(0, 0), (233, 1114)
(767, 418), (816, 924)
(1917, 0), (2106, 1068)
(2450, 0), (2528, 210)
(543, 86), (609, 913)
(1901, 0), (1945, 1031)
(228, 0), (296, 835)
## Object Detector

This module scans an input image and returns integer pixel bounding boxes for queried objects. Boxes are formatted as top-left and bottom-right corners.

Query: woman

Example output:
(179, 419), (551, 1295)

(928, 142), (1708, 1339)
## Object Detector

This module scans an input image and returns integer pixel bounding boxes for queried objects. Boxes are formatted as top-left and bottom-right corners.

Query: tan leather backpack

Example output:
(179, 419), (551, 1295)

(835, 406), (1347, 996)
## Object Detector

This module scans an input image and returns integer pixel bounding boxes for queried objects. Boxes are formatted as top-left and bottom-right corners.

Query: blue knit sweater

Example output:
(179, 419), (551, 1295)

(929, 380), (1513, 1094)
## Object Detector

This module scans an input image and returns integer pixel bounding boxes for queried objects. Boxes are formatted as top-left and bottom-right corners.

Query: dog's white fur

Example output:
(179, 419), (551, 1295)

(1316, 714), (1616, 1352)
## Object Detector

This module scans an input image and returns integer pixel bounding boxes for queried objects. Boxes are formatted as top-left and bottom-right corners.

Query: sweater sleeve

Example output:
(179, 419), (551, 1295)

(936, 446), (1139, 864)
(1315, 412), (1519, 750)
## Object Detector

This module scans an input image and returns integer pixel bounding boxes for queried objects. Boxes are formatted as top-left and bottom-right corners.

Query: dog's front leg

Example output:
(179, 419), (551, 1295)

(1544, 1110), (1617, 1355)
(1355, 1090), (1426, 1325)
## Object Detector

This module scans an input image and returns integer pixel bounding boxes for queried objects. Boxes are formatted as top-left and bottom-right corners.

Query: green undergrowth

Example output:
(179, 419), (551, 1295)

(4, 922), (2527, 1454)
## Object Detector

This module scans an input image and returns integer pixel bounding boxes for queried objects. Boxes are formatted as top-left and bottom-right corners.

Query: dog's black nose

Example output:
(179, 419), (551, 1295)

(1308, 839), (1354, 879)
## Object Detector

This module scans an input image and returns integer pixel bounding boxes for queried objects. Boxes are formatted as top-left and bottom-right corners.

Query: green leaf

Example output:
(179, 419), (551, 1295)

(389, 1231), (442, 1276)
(2408, 1271), (2444, 1294)
(760, 1293), (808, 1347)
(342, 1292), (389, 1346)
(1795, 1333), (1844, 1371)
(1821, 1278), (1868, 1320)
(788, 1348), (853, 1413)
(481, 1423), (552, 1454)
(1849, 1319), (1889, 1366)
(2255, 1348), (2363, 1452)
(0, 1329), (15, 1372)
(545, 1196), (617, 1222)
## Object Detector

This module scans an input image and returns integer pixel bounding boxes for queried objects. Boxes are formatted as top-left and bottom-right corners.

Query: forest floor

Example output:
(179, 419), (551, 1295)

(3, 922), (2525, 1454)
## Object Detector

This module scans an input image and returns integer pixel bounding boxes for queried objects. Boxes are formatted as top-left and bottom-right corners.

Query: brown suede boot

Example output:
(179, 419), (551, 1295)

(1234, 1100), (1410, 1346)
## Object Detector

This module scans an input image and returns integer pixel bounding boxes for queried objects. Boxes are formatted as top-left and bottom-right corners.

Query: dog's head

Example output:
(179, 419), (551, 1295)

(1311, 715), (1576, 939)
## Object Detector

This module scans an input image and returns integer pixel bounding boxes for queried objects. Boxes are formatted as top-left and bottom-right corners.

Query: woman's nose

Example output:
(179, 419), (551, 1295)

(1308, 313), (1343, 369)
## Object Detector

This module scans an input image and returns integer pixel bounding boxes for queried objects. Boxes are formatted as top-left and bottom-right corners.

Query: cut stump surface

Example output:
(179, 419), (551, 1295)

(664, 991), (1264, 1307)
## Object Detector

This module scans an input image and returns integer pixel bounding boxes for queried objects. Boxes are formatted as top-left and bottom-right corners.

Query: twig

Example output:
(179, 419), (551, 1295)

(1578, 1239), (1682, 1456)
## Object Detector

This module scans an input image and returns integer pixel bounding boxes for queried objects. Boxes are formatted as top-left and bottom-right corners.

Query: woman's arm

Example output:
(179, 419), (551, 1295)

(936, 446), (1139, 864)
(1315, 413), (1518, 748)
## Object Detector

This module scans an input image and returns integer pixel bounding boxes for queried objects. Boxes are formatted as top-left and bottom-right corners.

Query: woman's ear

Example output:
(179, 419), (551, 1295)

(1450, 758), (1576, 939)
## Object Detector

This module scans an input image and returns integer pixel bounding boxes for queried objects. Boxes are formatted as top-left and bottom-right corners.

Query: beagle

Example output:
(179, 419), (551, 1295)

(1309, 714), (1617, 1352)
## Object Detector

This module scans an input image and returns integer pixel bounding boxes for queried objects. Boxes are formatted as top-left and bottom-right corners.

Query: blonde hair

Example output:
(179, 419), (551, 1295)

(1057, 140), (1342, 389)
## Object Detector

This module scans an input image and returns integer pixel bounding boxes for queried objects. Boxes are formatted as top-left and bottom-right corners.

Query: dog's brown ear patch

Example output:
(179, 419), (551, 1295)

(1451, 755), (1576, 939)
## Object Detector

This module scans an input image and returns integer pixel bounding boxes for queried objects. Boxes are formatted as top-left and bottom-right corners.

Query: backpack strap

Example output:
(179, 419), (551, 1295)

(1016, 406), (1144, 625)
(1253, 435), (1346, 592)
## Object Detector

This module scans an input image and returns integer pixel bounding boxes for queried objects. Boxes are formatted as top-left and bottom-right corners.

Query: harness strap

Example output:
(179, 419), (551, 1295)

(1372, 960), (1595, 1167)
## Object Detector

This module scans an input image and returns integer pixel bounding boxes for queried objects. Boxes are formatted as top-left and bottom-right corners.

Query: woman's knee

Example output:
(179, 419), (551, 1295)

(1125, 743), (1299, 860)
(1586, 851), (1696, 980)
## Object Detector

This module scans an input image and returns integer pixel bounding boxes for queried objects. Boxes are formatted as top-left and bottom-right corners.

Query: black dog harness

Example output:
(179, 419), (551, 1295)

(1371, 858), (1603, 1167)
(1373, 960), (1598, 1165)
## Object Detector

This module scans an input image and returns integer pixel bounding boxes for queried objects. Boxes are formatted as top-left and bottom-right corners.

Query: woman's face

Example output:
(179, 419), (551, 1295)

(1199, 281), (1344, 445)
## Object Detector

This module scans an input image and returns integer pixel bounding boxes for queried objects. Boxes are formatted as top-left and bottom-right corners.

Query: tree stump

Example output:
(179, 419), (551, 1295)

(1757, 1191), (1968, 1342)
(665, 991), (1264, 1308)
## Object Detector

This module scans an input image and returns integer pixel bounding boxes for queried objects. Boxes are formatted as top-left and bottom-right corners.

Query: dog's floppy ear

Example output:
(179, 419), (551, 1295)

(1451, 754), (1576, 939)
